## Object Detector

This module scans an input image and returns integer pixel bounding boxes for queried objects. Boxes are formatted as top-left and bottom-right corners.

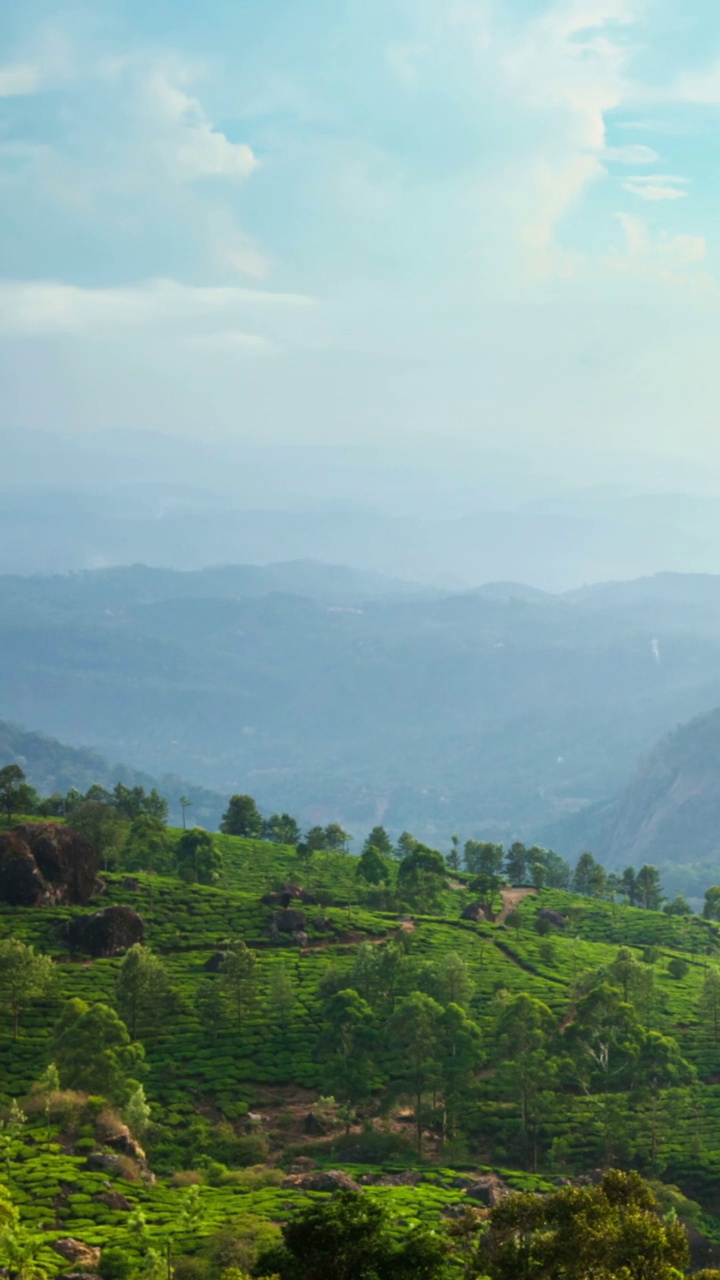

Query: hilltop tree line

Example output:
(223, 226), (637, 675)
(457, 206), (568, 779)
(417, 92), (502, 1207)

(3, 765), (713, 917)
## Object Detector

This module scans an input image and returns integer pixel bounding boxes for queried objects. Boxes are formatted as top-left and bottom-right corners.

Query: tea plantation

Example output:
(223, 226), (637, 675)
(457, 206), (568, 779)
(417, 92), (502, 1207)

(4, 822), (720, 1277)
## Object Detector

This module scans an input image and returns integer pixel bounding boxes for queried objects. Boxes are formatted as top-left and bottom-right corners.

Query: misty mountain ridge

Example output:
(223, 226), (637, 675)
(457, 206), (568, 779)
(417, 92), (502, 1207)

(4, 563), (720, 852)
(4, 427), (720, 588)
(0, 718), (226, 830)
(546, 708), (720, 898)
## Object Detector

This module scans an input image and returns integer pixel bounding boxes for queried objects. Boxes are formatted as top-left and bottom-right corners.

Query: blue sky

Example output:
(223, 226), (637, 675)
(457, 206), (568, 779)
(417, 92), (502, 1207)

(2, 0), (720, 469)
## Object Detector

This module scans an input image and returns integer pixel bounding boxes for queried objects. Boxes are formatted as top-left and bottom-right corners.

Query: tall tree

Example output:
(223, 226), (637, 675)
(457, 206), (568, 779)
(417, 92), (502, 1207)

(52, 999), (145, 1103)
(505, 842), (528, 885)
(318, 988), (378, 1107)
(219, 941), (257, 1029)
(621, 866), (639, 905)
(115, 944), (172, 1039)
(305, 826), (328, 852)
(438, 1003), (483, 1142)
(175, 828), (222, 884)
(220, 794), (264, 838)
(464, 840), (504, 879)
(362, 826), (393, 857)
(356, 845), (392, 885)
(397, 845), (447, 913)
(264, 813), (302, 845)
(635, 864), (663, 911)
(495, 993), (554, 1168)
(121, 815), (170, 874)
(434, 952), (472, 1009)
(113, 784), (168, 823)
(0, 940), (55, 1040)
(704, 886), (720, 921)
(385, 992), (442, 1153)
(179, 795), (192, 830)
(194, 980), (226, 1040)
(394, 831), (418, 861)
(69, 801), (123, 871)
(323, 823), (351, 851)
(447, 834), (461, 873)
(0, 765), (38, 823)
(572, 851), (607, 898)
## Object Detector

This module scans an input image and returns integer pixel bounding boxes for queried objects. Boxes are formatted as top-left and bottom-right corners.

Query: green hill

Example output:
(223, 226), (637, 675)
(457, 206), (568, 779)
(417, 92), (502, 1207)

(4, 818), (720, 1277)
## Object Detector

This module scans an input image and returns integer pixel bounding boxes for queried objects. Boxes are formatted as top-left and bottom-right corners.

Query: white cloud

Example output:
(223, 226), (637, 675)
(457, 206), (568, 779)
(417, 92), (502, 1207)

(0, 277), (314, 337)
(622, 178), (688, 201)
(603, 214), (711, 290)
(605, 144), (659, 164)
(0, 63), (42, 97)
(494, 0), (639, 281)
(142, 67), (257, 182)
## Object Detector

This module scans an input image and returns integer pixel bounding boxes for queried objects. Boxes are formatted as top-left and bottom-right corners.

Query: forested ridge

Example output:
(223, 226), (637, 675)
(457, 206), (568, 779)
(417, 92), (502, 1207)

(3, 771), (720, 1277)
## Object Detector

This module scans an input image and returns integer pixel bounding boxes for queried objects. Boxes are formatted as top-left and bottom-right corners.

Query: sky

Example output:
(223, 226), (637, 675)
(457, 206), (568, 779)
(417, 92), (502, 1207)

(2, 0), (720, 470)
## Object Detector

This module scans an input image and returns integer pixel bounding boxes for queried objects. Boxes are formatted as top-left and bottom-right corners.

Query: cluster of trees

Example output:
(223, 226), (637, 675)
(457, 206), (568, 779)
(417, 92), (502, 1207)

(310, 934), (715, 1169)
(252, 1174), (720, 1280)
(220, 793), (351, 853)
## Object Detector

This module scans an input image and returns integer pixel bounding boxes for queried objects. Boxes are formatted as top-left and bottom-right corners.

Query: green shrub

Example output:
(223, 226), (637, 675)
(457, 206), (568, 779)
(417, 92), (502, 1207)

(98, 1247), (135, 1280)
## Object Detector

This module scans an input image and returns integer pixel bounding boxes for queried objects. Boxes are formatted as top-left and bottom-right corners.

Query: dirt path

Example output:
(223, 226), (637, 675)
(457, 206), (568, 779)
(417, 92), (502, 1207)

(495, 886), (537, 925)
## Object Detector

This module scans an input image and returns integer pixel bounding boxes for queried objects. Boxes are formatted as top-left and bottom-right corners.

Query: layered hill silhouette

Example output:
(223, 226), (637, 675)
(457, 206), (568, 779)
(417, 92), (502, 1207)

(5, 566), (720, 844)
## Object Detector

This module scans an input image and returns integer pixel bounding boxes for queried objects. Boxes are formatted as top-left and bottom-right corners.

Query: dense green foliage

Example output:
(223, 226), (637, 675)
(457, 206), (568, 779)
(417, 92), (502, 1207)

(5, 800), (720, 1277)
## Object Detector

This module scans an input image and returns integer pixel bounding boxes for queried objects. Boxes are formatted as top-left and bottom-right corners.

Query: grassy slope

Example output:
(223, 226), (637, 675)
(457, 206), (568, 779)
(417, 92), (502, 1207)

(3, 830), (720, 1270)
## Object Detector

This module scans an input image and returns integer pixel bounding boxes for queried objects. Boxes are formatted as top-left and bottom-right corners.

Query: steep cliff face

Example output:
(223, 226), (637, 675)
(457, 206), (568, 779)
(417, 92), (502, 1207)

(603, 709), (720, 874)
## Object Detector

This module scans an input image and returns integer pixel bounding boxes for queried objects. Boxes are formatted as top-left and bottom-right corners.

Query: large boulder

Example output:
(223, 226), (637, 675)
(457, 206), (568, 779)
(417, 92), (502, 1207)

(461, 902), (492, 923)
(0, 823), (101, 907)
(52, 1241), (101, 1270)
(65, 906), (145, 957)
(537, 908), (567, 929)
(272, 908), (307, 933)
(465, 1176), (510, 1207)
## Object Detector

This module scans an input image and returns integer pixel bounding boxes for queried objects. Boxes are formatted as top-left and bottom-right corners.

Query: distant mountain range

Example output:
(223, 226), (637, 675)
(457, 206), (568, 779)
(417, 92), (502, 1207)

(4, 563), (720, 856)
(4, 428), (720, 590)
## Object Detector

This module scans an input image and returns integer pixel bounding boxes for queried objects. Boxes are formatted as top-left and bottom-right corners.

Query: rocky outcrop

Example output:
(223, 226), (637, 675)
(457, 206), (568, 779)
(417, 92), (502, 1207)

(272, 908), (307, 933)
(465, 1176), (510, 1207)
(64, 906), (145, 956)
(96, 1189), (133, 1211)
(537, 908), (567, 929)
(0, 823), (101, 907)
(85, 1154), (122, 1174)
(461, 902), (493, 923)
(52, 1240), (101, 1270)
(282, 1170), (362, 1193)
